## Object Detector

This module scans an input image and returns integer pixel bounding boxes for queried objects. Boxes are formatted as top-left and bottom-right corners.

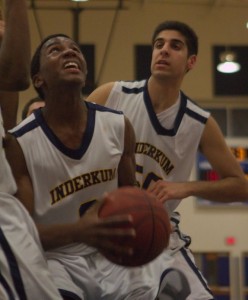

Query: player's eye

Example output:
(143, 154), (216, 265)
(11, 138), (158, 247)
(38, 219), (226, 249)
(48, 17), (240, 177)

(49, 46), (60, 54)
(72, 46), (81, 53)
(171, 41), (184, 51)
(154, 40), (164, 50)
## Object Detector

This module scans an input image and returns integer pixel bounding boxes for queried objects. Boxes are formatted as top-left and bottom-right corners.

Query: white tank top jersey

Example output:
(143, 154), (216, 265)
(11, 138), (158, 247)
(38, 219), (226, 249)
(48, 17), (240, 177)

(0, 109), (62, 299)
(10, 101), (125, 256)
(105, 80), (210, 216)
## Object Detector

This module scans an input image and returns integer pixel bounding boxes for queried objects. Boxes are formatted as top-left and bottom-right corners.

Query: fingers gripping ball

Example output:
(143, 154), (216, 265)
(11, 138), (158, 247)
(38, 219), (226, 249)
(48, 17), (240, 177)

(99, 186), (171, 267)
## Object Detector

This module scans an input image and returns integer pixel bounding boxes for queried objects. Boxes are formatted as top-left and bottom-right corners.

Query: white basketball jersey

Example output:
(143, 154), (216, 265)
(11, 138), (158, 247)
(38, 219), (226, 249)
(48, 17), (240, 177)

(105, 80), (210, 216)
(0, 109), (62, 299)
(10, 102), (125, 256)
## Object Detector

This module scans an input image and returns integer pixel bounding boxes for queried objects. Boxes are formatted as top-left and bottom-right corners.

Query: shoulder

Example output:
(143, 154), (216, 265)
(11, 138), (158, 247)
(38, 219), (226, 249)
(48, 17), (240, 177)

(9, 113), (38, 138)
(182, 92), (210, 124)
(87, 82), (116, 105)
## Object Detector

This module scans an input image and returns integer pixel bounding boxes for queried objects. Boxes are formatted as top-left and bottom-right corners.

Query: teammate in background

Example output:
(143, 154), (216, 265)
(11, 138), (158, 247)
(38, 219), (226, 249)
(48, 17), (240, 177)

(21, 96), (45, 120)
(6, 33), (183, 300)
(0, 1), (63, 299)
(87, 20), (248, 299)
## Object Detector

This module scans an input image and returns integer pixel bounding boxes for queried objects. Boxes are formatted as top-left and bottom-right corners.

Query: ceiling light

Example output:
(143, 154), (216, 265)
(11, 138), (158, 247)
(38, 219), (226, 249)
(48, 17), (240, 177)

(71, 0), (89, 2)
(217, 50), (241, 74)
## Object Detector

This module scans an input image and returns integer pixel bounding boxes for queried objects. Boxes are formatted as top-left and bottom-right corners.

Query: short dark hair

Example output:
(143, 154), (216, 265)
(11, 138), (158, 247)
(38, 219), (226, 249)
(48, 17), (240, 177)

(30, 33), (70, 99)
(151, 20), (198, 56)
(22, 96), (43, 120)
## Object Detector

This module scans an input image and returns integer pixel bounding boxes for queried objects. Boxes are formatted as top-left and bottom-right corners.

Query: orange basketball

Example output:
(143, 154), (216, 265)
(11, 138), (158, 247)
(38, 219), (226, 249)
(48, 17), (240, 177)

(99, 186), (171, 267)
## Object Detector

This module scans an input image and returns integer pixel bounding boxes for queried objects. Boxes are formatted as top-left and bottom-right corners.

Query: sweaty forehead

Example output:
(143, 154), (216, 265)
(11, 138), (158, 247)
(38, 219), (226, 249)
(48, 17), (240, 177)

(155, 30), (185, 42)
(43, 36), (72, 47)
(42, 36), (77, 50)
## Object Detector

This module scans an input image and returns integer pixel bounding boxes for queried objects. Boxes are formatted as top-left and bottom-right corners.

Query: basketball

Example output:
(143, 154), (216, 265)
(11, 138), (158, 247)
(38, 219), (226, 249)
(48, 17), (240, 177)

(99, 186), (171, 267)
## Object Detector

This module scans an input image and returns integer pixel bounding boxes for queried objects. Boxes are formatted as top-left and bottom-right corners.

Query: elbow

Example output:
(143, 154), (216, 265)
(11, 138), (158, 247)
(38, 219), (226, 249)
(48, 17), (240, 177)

(13, 77), (30, 91)
(0, 76), (30, 91)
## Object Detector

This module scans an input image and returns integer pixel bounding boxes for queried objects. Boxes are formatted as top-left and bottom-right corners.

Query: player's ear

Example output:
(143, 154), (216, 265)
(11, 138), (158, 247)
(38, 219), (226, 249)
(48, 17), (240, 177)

(33, 73), (44, 89)
(186, 54), (197, 71)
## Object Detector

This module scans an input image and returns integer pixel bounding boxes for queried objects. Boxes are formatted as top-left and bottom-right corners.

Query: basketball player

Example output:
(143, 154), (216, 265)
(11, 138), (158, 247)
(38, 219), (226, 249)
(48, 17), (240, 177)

(87, 20), (248, 299)
(0, 1), (63, 299)
(6, 33), (179, 300)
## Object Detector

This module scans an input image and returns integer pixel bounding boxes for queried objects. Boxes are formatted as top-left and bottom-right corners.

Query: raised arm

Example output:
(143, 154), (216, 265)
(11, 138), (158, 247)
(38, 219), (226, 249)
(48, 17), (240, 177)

(0, 0), (30, 90)
(0, 91), (18, 130)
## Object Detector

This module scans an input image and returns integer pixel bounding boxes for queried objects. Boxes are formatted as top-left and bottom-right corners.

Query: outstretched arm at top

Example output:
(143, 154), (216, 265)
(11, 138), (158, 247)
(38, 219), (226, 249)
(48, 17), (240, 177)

(0, 0), (30, 91)
(0, 91), (18, 130)
(149, 116), (248, 203)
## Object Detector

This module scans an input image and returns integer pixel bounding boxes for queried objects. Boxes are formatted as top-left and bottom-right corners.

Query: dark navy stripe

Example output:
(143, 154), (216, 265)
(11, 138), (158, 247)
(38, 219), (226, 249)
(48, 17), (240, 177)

(0, 229), (27, 300)
(143, 81), (187, 136)
(87, 101), (123, 115)
(10, 119), (39, 138)
(186, 107), (208, 124)
(122, 85), (144, 95)
(59, 289), (82, 300)
(136, 164), (143, 173)
(11, 102), (123, 160)
(139, 79), (209, 136)
(34, 105), (96, 160)
(0, 272), (15, 300)
(180, 247), (214, 296)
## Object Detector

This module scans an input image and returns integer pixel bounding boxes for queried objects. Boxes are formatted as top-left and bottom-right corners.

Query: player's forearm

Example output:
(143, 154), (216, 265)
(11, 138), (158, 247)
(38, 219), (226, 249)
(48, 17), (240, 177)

(0, 0), (30, 90)
(187, 177), (248, 203)
(37, 223), (79, 251)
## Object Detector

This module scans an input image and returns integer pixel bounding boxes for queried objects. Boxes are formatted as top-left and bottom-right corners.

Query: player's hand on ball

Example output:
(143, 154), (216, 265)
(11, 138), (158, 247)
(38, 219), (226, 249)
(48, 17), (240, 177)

(76, 198), (136, 257)
(98, 187), (171, 267)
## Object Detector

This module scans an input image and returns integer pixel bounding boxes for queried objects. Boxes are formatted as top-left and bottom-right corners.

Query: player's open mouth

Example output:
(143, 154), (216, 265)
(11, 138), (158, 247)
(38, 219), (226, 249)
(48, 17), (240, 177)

(64, 62), (79, 69)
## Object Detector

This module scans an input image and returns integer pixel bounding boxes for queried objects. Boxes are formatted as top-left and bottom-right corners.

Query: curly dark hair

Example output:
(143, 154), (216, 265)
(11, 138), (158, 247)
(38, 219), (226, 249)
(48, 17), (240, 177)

(30, 33), (70, 99)
(151, 20), (198, 56)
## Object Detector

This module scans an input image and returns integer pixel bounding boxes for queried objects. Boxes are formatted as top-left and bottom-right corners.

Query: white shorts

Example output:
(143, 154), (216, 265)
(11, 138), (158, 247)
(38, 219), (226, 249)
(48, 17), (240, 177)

(0, 192), (62, 300)
(147, 216), (214, 300)
(46, 250), (174, 300)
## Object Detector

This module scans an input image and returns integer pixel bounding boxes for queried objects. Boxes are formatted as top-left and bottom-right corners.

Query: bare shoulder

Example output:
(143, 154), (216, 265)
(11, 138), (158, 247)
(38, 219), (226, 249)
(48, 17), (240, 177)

(200, 115), (226, 150)
(87, 82), (115, 106)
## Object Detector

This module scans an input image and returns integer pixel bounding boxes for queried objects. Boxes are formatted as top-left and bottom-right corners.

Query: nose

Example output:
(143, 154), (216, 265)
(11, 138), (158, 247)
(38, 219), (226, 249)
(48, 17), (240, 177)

(160, 43), (169, 56)
(63, 48), (77, 57)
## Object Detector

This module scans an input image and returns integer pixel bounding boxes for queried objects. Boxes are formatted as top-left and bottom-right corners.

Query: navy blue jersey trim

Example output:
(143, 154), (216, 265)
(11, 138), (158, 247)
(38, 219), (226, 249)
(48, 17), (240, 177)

(10, 118), (39, 138)
(0, 272), (15, 300)
(0, 228), (27, 300)
(136, 164), (143, 173)
(59, 289), (82, 300)
(142, 81), (208, 136)
(34, 106), (95, 160)
(86, 101), (123, 115)
(180, 247), (213, 296)
(185, 107), (208, 124)
(143, 81), (187, 136)
(11, 102), (123, 160)
(122, 85), (144, 95)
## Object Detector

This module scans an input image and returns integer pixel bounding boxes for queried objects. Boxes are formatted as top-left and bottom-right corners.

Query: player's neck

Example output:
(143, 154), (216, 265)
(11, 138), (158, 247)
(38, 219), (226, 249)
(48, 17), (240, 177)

(43, 98), (87, 127)
(148, 77), (181, 113)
